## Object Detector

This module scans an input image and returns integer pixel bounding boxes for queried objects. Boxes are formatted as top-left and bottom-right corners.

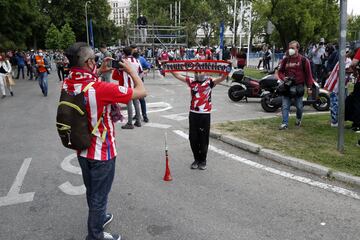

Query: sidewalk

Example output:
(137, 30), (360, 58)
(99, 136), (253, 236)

(210, 128), (360, 188)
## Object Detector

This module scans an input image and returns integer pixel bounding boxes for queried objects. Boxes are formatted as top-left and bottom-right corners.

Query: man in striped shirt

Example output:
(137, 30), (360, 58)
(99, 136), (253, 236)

(112, 46), (143, 129)
(63, 42), (146, 240)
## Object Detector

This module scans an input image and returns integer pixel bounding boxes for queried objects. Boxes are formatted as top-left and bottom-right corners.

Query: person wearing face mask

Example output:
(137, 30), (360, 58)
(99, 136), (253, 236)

(277, 40), (315, 130)
(99, 44), (113, 82)
(62, 42), (146, 240)
(311, 38), (326, 82)
(131, 46), (151, 122)
(170, 71), (227, 170)
(35, 49), (50, 96)
(112, 46), (143, 129)
(0, 54), (14, 98)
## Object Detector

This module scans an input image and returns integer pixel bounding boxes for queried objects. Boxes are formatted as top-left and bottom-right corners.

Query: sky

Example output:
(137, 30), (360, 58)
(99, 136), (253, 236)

(347, 0), (360, 16)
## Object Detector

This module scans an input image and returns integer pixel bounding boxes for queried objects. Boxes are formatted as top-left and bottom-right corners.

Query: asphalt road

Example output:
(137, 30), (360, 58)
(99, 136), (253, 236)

(1, 69), (360, 240)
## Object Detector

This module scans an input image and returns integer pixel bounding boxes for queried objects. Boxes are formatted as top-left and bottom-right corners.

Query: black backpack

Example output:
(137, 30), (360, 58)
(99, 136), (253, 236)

(56, 82), (103, 150)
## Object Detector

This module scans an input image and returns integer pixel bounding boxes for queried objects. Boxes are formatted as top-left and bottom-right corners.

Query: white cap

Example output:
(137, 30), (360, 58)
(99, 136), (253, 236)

(320, 38), (325, 43)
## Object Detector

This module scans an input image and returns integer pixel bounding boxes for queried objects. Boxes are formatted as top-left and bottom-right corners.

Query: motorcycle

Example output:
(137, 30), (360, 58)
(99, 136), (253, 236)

(227, 69), (261, 102)
(260, 75), (330, 112)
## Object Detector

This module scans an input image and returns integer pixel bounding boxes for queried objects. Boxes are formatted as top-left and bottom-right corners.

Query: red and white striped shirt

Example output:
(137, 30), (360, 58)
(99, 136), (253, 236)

(63, 67), (133, 161)
(186, 76), (214, 113)
(112, 56), (143, 88)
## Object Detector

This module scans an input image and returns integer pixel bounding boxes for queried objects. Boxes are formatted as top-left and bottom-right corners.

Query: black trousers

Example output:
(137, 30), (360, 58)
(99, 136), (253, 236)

(189, 112), (211, 164)
(57, 66), (64, 81)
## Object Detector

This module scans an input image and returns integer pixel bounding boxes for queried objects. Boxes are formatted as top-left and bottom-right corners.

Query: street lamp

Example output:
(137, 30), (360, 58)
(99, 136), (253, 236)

(85, 1), (91, 45)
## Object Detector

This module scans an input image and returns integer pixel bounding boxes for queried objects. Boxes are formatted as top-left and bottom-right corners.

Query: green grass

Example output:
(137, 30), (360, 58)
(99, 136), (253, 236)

(214, 114), (360, 176)
(243, 67), (267, 80)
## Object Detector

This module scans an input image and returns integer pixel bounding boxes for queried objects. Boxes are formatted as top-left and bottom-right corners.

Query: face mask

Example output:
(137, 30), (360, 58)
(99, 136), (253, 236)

(195, 73), (205, 82)
(87, 59), (97, 74)
(132, 52), (139, 58)
(288, 49), (296, 56)
(38, 53), (43, 57)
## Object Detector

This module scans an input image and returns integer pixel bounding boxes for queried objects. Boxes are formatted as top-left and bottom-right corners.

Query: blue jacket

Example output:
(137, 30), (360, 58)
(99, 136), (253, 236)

(16, 54), (25, 66)
(138, 56), (151, 70)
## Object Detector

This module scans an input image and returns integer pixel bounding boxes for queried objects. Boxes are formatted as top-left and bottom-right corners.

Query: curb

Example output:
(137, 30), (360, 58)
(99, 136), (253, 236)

(210, 130), (360, 187)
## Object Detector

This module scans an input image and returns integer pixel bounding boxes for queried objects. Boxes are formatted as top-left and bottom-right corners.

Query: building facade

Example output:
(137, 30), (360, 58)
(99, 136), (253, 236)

(108, 0), (130, 26)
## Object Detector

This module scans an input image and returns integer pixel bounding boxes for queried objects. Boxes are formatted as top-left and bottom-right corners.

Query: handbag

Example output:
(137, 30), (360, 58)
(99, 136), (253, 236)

(5, 74), (15, 86)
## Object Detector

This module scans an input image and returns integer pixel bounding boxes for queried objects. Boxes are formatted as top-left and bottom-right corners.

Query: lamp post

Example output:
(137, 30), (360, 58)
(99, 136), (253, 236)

(85, 1), (91, 45)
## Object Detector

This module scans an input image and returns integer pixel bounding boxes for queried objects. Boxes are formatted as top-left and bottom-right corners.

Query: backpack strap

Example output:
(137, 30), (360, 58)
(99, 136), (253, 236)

(83, 82), (108, 142)
(83, 82), (95, 92)
(91, 107), (107, 142)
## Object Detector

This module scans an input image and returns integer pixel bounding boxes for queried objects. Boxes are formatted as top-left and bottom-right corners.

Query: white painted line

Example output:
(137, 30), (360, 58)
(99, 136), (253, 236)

(58, 153), (85, 196)
(144, 122), (172, 129)
(147, 102), (173, 113)
(162, 112), (188, 121)
(61, 153), (82, 175)
(173, 130), (360, 200)
(0, 158), (35, 207)
(59, 182), (86, 196)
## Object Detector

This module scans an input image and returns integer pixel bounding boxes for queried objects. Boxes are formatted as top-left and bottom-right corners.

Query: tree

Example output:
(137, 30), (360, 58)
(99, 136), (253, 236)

(348, 15), (360, 42)
(45, 24), (61, 50)
(0, 0), (49, 50)
(252, 0), (339, 49)
(60, 23), (76, 50)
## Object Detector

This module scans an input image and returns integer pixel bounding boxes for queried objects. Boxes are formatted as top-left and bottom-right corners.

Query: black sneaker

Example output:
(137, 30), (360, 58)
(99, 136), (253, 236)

(103, 232), (121, 240)
(143, 116), (149, 123)
(198, 162), (207, 170)
(121, 123), (134, 129)
(134, 121), (141, 127)
(295, 119), (301, 127)
(190, 161), (198, 169)
(103, 213), (113, 229)
(1, 95), (5, 99)
(10, 91), (14, 96)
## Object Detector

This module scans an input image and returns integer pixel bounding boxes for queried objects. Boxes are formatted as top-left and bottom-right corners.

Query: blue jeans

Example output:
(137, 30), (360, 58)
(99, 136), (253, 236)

(139, 98), (147, 118)
(78, 156), (116, 240)
(37, 72), (48, 96)
(281, 95), (303, 125)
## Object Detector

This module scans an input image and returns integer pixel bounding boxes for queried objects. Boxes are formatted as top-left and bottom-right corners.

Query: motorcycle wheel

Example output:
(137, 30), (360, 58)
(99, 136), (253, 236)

(261, 94), (280, 112)
(228, 85), (245, 102)
(313, 92), (330, 111)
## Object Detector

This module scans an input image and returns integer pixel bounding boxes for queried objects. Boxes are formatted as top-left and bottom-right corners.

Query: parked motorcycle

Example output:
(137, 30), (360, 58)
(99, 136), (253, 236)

(227, 69), (261, 102)
(260, 75), (330, 112)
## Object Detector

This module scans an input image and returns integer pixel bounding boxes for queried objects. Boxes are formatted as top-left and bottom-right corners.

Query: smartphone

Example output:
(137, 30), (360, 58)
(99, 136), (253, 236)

(111, 60), (122, 69)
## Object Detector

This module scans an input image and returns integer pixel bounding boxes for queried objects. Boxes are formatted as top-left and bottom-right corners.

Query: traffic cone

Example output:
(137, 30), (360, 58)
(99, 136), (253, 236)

(163, 132), (172, 181)
(163, 152), (172, 181)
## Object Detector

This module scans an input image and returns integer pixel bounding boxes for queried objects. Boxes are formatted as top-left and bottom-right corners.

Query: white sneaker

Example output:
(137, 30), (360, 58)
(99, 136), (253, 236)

(331, 123), (338, 127)
(279, 123), (288, 130)
(103, 232), (121, 240)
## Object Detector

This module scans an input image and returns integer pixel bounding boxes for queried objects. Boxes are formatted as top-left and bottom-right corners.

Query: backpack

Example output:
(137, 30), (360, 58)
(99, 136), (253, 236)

(56, 82), (103, 150)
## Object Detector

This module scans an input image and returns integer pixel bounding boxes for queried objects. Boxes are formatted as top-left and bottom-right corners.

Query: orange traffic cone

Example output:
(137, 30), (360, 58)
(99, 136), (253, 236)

(163, 132), (172, 181)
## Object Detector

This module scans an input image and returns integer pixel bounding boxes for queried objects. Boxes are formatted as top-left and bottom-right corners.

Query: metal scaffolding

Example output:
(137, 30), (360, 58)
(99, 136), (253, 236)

(127, 25), (188, 49)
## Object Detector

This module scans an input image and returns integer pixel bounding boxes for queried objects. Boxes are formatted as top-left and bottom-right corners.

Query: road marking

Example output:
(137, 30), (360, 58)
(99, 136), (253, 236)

(162, 112), (188, 121)
(147, 102), (172, 113)
(144, 122), (172, 129)
(58, 153), (85, 196)
(0, 158), (35, 207)
(173, 130), (360, 200)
